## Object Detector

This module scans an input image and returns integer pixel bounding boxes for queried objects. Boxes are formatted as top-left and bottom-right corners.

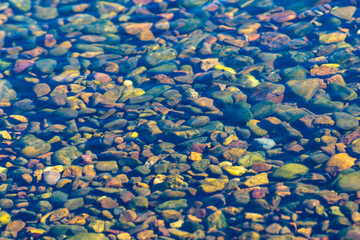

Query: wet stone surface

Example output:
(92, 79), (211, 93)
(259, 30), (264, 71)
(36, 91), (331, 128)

(1, 0), (360, 239)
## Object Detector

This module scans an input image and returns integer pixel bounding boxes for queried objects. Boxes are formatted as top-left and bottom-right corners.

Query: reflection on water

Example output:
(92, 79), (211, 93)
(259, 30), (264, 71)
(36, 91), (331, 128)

(0, 0), (360, 239)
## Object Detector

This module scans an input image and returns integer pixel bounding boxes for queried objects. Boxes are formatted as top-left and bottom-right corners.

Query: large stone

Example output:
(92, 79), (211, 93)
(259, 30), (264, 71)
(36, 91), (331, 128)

(333, 112), (359, 131)
(223, 102), (253, 125)
(19, 134), (51, 158)
(53, 146), (82, 166)
(335, 171), (360, 192)
(286, 79), (319, 102)
(272, 163), (309, 180)
(0, 80), (16, 102)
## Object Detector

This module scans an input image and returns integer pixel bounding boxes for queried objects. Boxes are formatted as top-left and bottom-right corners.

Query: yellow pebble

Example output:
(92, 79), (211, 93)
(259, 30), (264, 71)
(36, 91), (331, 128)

(189, 152), (202, 161)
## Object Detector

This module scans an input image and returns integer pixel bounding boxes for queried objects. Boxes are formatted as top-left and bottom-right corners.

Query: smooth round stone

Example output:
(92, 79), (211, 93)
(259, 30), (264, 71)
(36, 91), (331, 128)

(43, 170), (61, 186)
(0, 199), (13, 209)
(95, 161), (119, 172)
(49, 47), (68, 56)
(237, 152), (265, 168)
(319, 32), (346, 44)
(333, 112), (359, 131)
(186, 116), (210, 128)
(272, 163), (309, 180)
(35, 59), (57, 74)
(252, 138), (276, 150)
(335, 171), (360, 192)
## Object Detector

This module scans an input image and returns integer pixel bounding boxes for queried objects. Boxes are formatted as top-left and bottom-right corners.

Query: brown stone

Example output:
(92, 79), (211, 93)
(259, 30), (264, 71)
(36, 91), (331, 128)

(94, 73), (111, 84)
(121, 22), (153, 35)
(83, 165), (96, 176)
(5, 220), (25, 238)
(270, 10), (296, 22)
(310, 64), (339, 76)
(97, 196), (119, 209)
(121, 210), (137, 222)
(62, 166), (82, 178)
(49, 208), (69, 222)
(33, 83), (51, 98)
(151, 74), (175, 85)
(45, 34), (56, 47)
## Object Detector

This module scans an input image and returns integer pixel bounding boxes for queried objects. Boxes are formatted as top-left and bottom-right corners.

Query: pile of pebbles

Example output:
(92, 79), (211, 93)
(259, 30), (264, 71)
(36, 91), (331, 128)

(1, 0), (360, 239)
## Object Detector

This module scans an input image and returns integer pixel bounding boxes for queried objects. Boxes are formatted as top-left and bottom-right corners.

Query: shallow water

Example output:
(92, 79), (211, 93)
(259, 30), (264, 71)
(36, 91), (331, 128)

(1, 0), (360, 239)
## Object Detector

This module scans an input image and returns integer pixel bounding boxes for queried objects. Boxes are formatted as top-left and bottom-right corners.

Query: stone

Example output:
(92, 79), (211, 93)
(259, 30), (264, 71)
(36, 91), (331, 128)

(64, 198), (84, 211)
(282, 21), (314, 38)
(129, 197), (148, 211)
(222, 166), (246, 176)
(335, 171), (360, 192)
(286, 79), (319, 102)
(251, 101), (276, 119)
(326, 153), (356, 173)
(53, 146), (82, 166)
(35, 6), (58, 20)
(333, 112), (359, 131)
(36, 201), (52, 213)
(155, 199), (187, 212)
(49, 208), (69, 222)
(328, 83), (357, 101)
(319, 32), (346, 44)
(9, 0), (31, 11)
(49, 225), (87, 237)
(145, 48), (177, 67)
(223, 102), (253, 125)
(244, 173), (269, 187)
(33, 83), (51, 97)
(43, 170), (61, 186)
(272, 163), (309, 180)
(68, 233), (109, 240)
(199, 178), (228, 193)
(96, 161), (119, 172)
(121, 22), (152, 35)
(206, 210), (227, 230)
(97, 196), (119, 209)
(20, 135), (51, 158)
(331, 6), (357, 20)
(0, 211), (10, 227)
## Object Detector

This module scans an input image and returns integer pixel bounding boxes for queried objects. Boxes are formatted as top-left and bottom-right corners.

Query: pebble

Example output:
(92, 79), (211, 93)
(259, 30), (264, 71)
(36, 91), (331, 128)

(43, 170), (61, 186)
